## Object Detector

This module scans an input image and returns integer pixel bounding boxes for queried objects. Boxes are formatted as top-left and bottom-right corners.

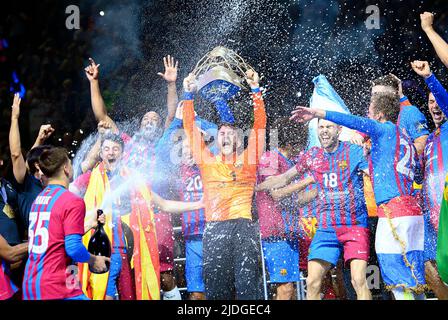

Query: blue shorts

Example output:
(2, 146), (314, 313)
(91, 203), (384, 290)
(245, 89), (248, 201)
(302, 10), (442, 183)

(308, 227), (370, 267)
(262, 238), (299, 283)
(106, 252), (122, 297)
(65, 294), (90, 300)
(185, 236), (205, 293)
(424, 214), (437, 262)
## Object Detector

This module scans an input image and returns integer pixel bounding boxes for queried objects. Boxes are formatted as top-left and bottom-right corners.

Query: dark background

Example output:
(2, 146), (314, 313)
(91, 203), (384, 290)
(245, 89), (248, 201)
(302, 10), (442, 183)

(1, 0), (447, 171)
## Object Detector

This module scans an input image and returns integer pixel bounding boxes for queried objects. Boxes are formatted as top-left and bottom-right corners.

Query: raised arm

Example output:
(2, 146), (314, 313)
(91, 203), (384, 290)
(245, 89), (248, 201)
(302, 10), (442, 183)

(157, 55), (179, 129)
(85, 58), (119, 132)
(182, 73), (214, 166)
(151, 190), (203, 213)
(0, 234), (28, 263)
(411, 60), (448, 117)
(245, 70), (267, 164)
(421, 12), (448, 68)
(290, 107), (384, 139)
(31, 124), (55, 150)
(9, 94), (27, 184)
(81, 120), (113, 173)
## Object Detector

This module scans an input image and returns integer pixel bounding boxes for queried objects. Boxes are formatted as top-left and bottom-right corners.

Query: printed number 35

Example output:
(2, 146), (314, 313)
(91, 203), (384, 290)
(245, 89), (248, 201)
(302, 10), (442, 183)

(28, 212), (50, 254)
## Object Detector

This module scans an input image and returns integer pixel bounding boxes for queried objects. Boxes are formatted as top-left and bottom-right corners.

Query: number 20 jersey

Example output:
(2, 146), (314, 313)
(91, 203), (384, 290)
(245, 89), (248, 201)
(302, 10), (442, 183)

(179, 164), (206, 238)
(22, 185), (85, 300)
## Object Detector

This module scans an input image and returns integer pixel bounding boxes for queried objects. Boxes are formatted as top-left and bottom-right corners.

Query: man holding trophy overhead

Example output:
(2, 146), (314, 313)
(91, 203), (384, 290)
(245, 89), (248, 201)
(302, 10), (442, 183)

(182, 47), (266, 300)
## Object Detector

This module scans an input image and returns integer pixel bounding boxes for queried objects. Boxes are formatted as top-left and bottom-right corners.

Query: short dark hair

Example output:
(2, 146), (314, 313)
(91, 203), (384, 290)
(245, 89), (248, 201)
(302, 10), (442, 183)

(271, 117), (308, 150)
(26, 145), (52, 174)
(101, 133), (124, 150)
(38, 147), (69, 178)
(371, 93), (401, 123)
(217, 122), (238, 131)
(371, 74), (400, 92)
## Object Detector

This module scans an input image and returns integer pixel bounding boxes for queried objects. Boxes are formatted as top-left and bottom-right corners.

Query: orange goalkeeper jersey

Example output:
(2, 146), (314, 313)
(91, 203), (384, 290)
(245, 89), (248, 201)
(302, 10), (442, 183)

(183, 91), (266, 222)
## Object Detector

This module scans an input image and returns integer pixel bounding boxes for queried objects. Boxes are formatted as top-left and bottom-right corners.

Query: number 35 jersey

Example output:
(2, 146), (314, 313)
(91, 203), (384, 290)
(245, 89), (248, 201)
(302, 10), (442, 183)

(296, 142), (368, 229)
(22, 185), (85, 300)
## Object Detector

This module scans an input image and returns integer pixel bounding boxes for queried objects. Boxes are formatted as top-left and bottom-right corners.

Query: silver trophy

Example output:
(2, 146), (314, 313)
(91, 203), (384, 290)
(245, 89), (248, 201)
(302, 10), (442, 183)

(192, 46), (254, 123)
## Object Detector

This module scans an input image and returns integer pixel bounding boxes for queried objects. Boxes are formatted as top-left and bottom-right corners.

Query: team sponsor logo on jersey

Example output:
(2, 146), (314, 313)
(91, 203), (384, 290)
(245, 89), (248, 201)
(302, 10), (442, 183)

(338, 160), (348, 170)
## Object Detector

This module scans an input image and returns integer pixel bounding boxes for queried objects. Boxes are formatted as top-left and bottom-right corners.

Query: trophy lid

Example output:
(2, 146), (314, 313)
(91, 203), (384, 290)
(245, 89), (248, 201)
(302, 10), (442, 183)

(196, 65), (243, 91)
(193, 46), (254, 90)
(209, 46), (229, 57)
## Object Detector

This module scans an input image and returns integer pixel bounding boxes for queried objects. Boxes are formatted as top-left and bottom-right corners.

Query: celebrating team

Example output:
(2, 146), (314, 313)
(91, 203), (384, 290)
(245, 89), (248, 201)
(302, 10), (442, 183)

(0, 11), (447, 301)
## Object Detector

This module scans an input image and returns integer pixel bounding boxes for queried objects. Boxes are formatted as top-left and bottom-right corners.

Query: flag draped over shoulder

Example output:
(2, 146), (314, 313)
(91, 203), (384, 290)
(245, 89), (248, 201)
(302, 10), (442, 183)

(308, 75), (354, 149)
(126, 177), (161, 300)
(80, 163), (111, 300)
(79, 163), (161, 300)
(437, 175), (448, 284)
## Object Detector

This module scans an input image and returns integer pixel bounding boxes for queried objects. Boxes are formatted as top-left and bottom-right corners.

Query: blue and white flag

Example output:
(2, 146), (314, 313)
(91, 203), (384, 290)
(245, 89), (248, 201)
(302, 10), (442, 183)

(375, 214), (426, 293)
(308, 75), (354, 149)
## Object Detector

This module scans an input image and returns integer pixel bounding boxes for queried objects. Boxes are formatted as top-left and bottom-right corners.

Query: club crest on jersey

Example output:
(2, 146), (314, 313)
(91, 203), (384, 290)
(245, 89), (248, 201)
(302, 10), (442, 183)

(280, 269), (288, 276)
(338, 160), (348, 170)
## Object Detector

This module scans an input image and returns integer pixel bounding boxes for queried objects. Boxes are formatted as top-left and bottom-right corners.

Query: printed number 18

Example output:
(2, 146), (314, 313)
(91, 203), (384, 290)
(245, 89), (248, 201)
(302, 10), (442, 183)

(323, 173), (338, 188)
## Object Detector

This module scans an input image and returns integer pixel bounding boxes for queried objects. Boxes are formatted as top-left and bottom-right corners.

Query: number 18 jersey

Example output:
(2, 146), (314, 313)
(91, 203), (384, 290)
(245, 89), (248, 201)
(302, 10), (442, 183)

(22, 185), (85, 300)
(297, 142), (368, 229)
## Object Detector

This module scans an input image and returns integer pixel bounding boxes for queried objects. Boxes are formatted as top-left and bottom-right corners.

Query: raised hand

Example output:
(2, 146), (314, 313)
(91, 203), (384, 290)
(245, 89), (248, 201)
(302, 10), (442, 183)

(11, 93), (21, 120)
(84, 58), (100, 82)
(183, 73), (197, 93)
(245, 69), (260, 89)
(37, 124), (55, 142)
(420, 12), (434, 32)
(290, 106), (324, 123)
(410, 60), (432, 78)
(97, 120), (112, 136)
(157, 55), (179, 83)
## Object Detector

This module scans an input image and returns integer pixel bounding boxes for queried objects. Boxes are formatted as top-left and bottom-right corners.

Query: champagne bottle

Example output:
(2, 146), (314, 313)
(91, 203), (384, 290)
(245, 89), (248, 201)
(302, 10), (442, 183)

(88, 209), (111, 274)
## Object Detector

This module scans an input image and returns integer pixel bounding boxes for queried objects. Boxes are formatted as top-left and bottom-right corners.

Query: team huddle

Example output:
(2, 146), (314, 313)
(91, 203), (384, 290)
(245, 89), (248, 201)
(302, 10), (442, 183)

(1, 11), (448, 301)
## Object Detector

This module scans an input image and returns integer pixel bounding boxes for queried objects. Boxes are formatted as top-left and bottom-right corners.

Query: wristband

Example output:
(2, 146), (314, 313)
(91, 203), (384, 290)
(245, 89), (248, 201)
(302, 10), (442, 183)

(183, 92), (195, 100)
(251, 87), (261, 93)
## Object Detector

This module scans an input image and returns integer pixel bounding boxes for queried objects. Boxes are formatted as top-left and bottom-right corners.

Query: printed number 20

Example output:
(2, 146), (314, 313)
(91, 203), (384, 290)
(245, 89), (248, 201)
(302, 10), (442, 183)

(323, 173), (338, 188)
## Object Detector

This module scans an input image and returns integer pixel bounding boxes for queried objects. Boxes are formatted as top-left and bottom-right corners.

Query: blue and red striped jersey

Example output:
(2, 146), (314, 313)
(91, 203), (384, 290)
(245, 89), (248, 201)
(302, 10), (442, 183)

(22, 185), (85, 300)
(325, 112), (423, 206)
(0, 259), (17, 300)
(179, 164), (205, 238)
(297, 141), (368, 229)
(422, 122), (448, 230)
